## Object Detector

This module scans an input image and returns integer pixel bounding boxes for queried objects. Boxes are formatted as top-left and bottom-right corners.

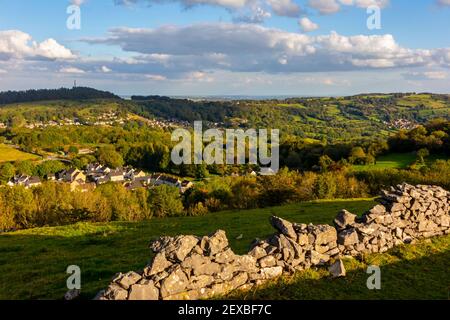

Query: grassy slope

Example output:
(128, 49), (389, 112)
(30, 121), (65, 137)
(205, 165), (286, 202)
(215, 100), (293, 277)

(0, 144), (40, 163)
(0, 199), (375, 300)
(353, 152), (450, 171)
(227, 235), (450, 300)
(1, 198), (449, 300)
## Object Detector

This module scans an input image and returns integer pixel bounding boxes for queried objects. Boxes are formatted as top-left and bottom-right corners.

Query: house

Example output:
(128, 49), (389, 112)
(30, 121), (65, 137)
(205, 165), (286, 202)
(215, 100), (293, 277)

(151, 174), (181, 188)
(7, 175), (30, 187)
(7, 175), (41, 188)
(180, 180), (194, 193)
(108, 169), (125, 182)
(86, 164), (110, 175)
(27, 176), (42, 188)
(95, 176), (110, 185)
(124, 167), (146, 180)
(125, 179), (146, 191)
(60, 168), (86, 183)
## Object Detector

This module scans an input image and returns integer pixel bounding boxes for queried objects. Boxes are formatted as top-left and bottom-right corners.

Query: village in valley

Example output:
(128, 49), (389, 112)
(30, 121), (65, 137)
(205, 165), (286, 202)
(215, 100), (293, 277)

(6, 163), (194, 193)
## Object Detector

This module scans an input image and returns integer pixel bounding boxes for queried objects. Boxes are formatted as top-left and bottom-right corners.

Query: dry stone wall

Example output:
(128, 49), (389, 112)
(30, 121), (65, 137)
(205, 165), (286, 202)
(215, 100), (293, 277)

(95, 184), (450, 300)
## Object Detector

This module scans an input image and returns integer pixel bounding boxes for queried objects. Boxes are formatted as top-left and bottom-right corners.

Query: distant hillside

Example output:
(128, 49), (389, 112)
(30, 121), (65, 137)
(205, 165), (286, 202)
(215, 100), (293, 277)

(0, 87), (120, 105)
(129, 93), (450, 142)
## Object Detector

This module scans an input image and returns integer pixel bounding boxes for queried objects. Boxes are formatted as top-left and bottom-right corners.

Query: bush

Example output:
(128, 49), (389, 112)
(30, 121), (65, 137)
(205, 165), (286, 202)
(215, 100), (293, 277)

(148, 185), (184, 218)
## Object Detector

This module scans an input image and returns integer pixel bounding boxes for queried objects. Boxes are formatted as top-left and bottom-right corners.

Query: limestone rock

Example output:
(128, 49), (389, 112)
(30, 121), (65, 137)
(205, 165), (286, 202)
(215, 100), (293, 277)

(258, 255), (277, 268)
(145, 252), (172, 276)
(160, 268), (189, 298)
(270, 216), (297, 239)
(129, 281), (159, 300)
(204, 230), (229, 256)
(328, 259), (346, 278)
(166, 235), (200, 262)
(334, 209), (357, 231)
(338, 229), (359, 246)
(103, 283), (129, 300)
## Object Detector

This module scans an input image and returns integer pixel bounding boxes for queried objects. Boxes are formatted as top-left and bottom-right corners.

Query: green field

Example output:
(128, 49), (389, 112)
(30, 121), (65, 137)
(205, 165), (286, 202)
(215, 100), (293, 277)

(0, 199), (376, 300)
(0, 144), (40, 163)
(353, 152), (450, 171)
(353, 153), (417, 171)
(1, 198), (449, 300)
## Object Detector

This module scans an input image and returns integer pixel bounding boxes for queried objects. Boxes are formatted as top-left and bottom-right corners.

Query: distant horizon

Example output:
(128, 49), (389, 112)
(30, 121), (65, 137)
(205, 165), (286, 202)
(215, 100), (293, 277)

(1, 86), (449, 102)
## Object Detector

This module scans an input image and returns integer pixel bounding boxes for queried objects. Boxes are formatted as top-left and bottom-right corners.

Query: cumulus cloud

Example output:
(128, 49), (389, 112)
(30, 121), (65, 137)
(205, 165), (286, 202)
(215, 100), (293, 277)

(267, 0), (301, 17)
(0, 30), (75, 61)
(299, 17), (319, 32)
(82, 23), (447, 78)
(308, 0), (340, 14)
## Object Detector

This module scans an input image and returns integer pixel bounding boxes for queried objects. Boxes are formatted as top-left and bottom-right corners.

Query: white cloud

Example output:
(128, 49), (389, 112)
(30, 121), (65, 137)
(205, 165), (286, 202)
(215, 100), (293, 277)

(309, 0), (389, 14)
(299, 17), (319, 32)
(115, 0), (301, 18)
(100, 65), (112, 72)
(0, 30), (75, 61)
(83, 23), (445, 77)
(267, 0), (301, 17)
(233, 6), (272, 23)
(308, 0), (340, 14)
(59, 67), (85, 74)
(145, 74), (167, 81)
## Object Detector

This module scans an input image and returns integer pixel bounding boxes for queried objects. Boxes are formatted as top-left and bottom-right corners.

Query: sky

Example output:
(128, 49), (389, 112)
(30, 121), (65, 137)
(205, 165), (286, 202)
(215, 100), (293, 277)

(0, 0), (449, 96)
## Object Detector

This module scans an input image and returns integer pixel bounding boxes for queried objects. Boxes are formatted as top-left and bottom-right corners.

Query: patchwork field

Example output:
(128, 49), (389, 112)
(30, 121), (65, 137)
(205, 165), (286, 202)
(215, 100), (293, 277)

(1, 198), (449, 300)
(0, 144), (40, 163)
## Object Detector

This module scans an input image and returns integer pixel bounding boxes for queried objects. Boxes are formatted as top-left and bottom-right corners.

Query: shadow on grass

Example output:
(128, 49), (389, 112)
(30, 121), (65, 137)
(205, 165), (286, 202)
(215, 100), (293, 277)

(226, 243), (450, 300)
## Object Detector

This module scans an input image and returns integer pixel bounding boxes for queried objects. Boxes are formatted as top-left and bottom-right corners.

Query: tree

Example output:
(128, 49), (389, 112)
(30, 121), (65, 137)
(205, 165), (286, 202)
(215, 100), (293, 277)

(417, 148), (429, 164)
(68, 145), (79, 155)
(96, 145), (124, 168)
(349, 146), (366, 165)
(318, 155), (334, 172)
(36, 160), (66, 177)
(148, 185), (184, 218)
(195, 164), (209, 179)
(15, 160), (36, 176)
(0, 163), (15, 183)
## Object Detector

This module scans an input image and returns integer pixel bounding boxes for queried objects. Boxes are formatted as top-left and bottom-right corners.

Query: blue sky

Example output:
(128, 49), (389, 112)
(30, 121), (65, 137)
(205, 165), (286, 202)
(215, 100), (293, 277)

(0, 0), (449, 96)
